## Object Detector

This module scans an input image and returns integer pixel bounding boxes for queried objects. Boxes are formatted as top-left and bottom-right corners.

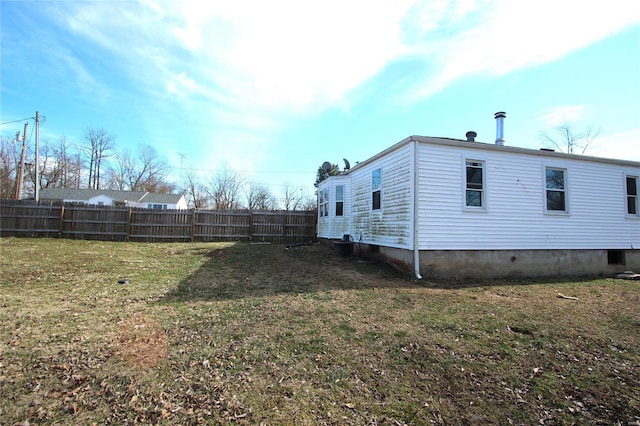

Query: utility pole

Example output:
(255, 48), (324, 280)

(15, 122), (28, 200)
(35, 111), (40, 201)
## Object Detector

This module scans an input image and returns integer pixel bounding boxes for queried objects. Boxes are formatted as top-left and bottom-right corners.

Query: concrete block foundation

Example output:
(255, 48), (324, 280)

(415, 249), (638, 279)
(353, 243), (640, 279)
(321, 238), (640, 279)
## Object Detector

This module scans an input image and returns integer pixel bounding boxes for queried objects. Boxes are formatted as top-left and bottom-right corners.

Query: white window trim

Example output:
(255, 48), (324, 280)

(462, 157), (488, 212)
(625, 173), (640, 218)
(372, 168), (382, 212)
(318, 188), (329, 219)
(335, 185), (344, 217)
(543, 165), (570, 215)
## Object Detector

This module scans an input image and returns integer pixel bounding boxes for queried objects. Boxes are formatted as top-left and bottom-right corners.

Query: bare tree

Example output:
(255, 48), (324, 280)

(37, 136), (83, 189)
(83, 128), (114, 189)
(538, 121), (600, 155)
(105, 153), (128, 191)
(245, 182), (276, 210)
(207, 167), (244, 210)
(183, 169), (209, 209)
(282, 184), (304, 211)
(106, 145), (174, 193)
(300, 194), (317, 211)
(37, 139), (60, 189)
(0, 135), (20, 198)
(57, 136), (83, 188)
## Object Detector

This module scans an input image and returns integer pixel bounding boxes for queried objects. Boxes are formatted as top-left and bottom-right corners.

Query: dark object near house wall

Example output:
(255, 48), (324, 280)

(334, 240), (354, 258)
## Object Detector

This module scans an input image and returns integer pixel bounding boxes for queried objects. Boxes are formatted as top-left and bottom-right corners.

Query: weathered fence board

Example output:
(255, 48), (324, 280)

(193, 210), (252, 242)
(129, 209), (192, 242)
(0, 202), (61, 237)
(0, 200), (317, 243)
(61, 205), (130, 241)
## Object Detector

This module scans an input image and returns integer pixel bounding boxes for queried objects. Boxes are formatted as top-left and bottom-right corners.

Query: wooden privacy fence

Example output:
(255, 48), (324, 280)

(0, 201), (317, 243)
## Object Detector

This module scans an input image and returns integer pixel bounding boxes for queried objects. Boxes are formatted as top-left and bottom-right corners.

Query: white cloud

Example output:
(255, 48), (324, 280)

(536, 105), (588, 127)
(56, 0), (640, 119)
(49, 0), (639, 175)
(589, 129), (640, 161)
(407, 0), (640, 98)
(167, 1), (414, 111)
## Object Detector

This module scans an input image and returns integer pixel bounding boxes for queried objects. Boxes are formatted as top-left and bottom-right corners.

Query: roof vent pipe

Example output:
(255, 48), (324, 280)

(494, 111), (506, 146)
(465, 131), (477, 142)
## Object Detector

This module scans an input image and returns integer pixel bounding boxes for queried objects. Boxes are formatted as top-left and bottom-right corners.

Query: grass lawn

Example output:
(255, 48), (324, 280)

(0, 237), (638, 425)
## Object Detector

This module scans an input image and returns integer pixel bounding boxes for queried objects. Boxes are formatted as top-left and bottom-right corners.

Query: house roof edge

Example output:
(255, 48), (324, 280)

(347, 135), (640, 171)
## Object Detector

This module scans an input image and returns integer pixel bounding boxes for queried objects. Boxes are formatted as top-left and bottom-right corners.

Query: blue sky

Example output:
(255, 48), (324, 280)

(1, 0), (639, 201)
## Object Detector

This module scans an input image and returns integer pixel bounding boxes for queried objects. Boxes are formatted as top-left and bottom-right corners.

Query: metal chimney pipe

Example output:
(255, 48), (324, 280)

(494, 111), (506, 146)
(465, 131), (477, 142)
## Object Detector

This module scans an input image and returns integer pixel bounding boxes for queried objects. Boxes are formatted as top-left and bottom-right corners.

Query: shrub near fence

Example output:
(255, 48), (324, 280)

(0, 200), (317, 243)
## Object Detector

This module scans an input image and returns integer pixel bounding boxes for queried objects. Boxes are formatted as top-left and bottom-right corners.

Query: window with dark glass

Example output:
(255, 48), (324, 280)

(319, 189), (329, 217)
(627, 176), (638, 215)
(465, 160), (484, 207)
(372, 169), (382, 210)
(335, 185), (344, 216)
(546, 168), (567, 211)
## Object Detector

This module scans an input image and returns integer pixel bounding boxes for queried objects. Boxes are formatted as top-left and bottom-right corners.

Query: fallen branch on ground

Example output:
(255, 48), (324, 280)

(557, 293), (579, 300)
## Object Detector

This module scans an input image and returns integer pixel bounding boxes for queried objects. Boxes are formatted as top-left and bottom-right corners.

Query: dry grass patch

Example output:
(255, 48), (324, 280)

(116, 313), (168, 369)
(0, 237), (638, 425)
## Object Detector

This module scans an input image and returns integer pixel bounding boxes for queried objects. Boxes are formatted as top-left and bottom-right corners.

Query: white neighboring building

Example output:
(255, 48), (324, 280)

(317, 118), (640, 279)
(39, 189), (188, 210)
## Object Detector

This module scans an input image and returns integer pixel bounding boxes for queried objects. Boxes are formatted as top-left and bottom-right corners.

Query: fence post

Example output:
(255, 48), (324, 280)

(58, 204), (65, 238)
(191, 209), (196, 242)
(126, 208), (132, 241)
(249, 210), (254, 241)
(282, 211), (287, 241)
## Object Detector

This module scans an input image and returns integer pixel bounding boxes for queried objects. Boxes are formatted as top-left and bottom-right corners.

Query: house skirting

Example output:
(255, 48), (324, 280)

(350, 244), (640, 279)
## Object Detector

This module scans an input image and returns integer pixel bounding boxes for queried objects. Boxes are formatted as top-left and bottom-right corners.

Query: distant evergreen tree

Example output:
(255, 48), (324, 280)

(314, 163), (340, 187)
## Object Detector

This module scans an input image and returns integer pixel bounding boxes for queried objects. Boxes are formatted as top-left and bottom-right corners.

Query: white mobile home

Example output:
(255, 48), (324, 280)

(317, 128), (640, 279)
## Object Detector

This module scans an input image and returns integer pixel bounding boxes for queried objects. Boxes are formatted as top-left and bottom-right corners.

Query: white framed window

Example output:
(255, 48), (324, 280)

(149, 203), (167, 210)
(318, 189), (329, 217)
(335, 185), (344, 217)
(545, 167), (568, 213)
(464, 160), (485, 209)
(626, 175), (639, 216)
(372, 168), (382, 210)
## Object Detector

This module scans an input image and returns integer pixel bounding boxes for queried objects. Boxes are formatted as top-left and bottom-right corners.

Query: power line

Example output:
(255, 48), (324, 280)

(181, 166), (313, 174)
(0, 116), (36, 126)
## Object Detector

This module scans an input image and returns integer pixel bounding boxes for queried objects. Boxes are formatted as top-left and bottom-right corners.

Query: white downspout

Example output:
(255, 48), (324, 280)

(413, 138), (422, 280)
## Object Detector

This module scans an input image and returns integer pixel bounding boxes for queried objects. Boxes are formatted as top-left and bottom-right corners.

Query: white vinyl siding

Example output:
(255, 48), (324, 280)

(88, 195), (116, 206)
(350, 144), (413, 248)
(317, 177), (350, 239)
(418, 143), (640, 250)
(316, 183), (330, 238)
(330, 177), (351, 239)
(318, 137), (639, 252)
